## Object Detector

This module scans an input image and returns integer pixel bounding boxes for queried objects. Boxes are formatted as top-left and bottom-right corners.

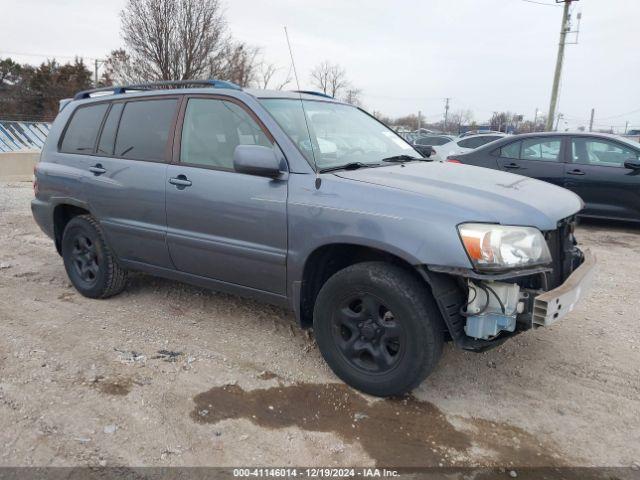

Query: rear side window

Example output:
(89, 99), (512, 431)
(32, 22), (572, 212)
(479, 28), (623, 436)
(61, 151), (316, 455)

(416, 136), (450, 146)
(521, 137), (561, 162)
(499, 141), (521, 159)
(180, 98), (272, 169)
(60, 103), (109, 154)
(114, 99), (177, 161)
(458, 135), (502, 149)
(96, 103), (124, 156)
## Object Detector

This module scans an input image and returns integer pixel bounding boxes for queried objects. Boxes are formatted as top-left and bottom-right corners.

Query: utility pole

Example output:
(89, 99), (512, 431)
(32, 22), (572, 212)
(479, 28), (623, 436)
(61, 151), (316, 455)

(624, 121), (629, 134)
(94, 59), (105, 87)
(417, 110), (422, 132)
(533, 108), (539, 131)
(443, 98), (450, 131)
(588, 108), (594, 132)
(546, 0), (577, 131)
(555, 113), (564, 131)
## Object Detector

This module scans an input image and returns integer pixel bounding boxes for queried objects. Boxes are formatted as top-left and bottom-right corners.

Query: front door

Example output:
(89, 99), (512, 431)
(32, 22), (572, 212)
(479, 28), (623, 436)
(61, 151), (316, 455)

(565, 136), (640, 221)
(165, 96), (288, 294)
(495, 136), (566, 187)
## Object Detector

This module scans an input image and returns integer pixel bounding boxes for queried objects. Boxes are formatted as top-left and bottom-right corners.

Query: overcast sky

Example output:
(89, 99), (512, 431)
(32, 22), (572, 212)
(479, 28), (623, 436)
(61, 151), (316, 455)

(2, 0), (639, 131)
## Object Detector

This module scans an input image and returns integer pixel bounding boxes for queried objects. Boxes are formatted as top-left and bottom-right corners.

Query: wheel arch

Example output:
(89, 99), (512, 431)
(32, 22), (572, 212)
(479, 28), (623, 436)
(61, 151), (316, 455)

(296, 242), (428, 329)
(52, 202), (91, 255)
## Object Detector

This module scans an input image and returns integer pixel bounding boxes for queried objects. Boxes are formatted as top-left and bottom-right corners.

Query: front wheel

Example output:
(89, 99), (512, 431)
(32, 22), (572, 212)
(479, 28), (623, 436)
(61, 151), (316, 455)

(313, 262), (444, 397)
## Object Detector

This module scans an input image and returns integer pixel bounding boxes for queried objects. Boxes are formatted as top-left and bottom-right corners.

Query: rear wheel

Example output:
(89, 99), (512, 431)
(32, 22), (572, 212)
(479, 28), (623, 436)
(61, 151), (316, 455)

(313, 261), (444, 397)
(61, 215), (127, 299)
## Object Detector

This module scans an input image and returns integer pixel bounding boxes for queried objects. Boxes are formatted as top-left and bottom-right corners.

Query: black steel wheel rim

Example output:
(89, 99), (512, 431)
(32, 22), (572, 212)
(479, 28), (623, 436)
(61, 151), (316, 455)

(70, 233), (99, 285)
(331, 293), (405, 374)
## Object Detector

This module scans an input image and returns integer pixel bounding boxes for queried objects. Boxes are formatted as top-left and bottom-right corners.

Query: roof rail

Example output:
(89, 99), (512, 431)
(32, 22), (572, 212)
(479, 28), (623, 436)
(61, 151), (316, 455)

(292, 90), (334, 99)
(73, 79), (242, 100)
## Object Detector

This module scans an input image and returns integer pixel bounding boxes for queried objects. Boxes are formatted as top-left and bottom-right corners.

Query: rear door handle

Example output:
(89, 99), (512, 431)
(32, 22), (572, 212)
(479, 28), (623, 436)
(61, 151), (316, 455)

(89, 164), (106, 175)
(169, 175), (192, 188)
(567, 169), (585, 176)
(503, 163), (521, 170)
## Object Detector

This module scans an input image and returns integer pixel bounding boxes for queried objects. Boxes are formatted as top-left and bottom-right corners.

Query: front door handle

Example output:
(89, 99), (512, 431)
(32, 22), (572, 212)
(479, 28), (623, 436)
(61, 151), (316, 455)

(169, 175), (192, 188)
(567, 169), (585, 176)
(89, 164), (106, 175)
(503, 163), (521, 170)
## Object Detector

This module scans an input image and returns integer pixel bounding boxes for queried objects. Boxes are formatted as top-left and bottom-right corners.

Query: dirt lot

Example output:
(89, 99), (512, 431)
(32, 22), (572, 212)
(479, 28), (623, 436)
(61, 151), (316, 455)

(0, 180), (639, 468)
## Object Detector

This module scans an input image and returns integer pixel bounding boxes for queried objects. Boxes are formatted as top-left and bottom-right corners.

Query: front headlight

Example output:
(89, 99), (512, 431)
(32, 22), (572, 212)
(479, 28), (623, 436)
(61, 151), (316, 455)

(458, 223), (551, 271)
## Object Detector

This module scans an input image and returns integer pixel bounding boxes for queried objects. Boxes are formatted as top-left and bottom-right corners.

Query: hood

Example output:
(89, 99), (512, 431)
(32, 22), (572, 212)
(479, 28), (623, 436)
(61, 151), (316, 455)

(334, 162), (583, 231)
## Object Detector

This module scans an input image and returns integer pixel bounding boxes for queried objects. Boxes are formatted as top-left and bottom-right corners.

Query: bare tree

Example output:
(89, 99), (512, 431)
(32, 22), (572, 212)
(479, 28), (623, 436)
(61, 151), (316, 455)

(342, 87), (363, 107)
(119, 0), (229, 81)
(102, 49), (143, 84)
(310, 61), (348, 98)
(254, 62), (291, 90)
(208, 41), (261, 87)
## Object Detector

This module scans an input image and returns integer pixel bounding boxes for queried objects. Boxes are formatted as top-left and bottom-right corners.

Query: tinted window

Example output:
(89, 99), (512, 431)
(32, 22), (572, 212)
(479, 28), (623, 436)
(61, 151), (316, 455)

(458, 135), (501, 149)
(96, 103), (124, 155)
(180, 98), (272, 169)
(521, 137), (561, 162)
(499, 141), (521, 159)
(571, 137), (639, 167)
(60, 103), (109, 154)
(416, 136), (450, 146)
(114, 99), (177, 161)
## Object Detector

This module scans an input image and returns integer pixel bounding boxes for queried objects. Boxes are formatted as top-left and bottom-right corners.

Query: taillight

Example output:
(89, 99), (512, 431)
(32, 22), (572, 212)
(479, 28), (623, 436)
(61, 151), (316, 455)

(446, 158), (462, 164)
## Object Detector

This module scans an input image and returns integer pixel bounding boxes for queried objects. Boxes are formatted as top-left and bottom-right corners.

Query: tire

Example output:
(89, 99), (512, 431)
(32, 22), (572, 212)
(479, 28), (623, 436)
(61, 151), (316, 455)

(61, 215), (128, 299)
(313, 261), (444, 397)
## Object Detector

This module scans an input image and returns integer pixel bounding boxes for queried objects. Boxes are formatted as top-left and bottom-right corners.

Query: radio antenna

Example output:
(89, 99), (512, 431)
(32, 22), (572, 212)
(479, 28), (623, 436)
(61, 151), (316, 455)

(284, 26), (320, 180)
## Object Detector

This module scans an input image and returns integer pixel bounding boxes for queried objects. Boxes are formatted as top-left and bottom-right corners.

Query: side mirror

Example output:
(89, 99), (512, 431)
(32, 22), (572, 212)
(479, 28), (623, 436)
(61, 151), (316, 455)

(233, 145), (282, 178)
(624, 159), (640, 170)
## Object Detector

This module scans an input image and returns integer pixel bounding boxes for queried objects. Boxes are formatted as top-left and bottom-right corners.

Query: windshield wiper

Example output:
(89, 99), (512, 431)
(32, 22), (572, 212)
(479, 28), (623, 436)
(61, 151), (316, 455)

(319, 162), (379, 173)
(382, 155), (425, 163)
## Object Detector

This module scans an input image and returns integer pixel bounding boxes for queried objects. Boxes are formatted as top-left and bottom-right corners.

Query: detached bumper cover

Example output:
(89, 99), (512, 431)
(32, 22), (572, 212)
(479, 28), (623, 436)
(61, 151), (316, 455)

(533, 248), (596, 326)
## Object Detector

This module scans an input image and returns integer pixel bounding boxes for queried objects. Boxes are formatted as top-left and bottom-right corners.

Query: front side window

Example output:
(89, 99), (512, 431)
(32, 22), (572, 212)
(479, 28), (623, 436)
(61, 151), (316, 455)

(260, 99), (421, 170)
(180, 98), (272, 169)
(521, 137), (562, 162)
(571, 137), (639, 167)
(114, 99), (177, 161)
(60, 103), (109, 154)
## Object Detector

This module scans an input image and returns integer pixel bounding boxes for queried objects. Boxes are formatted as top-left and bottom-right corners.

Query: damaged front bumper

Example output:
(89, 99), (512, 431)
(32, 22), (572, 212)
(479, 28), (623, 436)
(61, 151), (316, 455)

(421, 247), (596, 352)
(532, 248), (596, 326)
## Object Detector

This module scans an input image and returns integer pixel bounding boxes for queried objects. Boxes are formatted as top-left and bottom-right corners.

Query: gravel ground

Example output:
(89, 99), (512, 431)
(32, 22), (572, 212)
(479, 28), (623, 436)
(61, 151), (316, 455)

(0, 180), (638, 468)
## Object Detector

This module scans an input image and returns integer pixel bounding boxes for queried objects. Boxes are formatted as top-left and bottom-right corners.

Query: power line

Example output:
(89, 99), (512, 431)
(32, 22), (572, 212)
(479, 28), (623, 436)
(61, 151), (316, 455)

(520, 0), (561, 6)
(0, 50), (101, 61)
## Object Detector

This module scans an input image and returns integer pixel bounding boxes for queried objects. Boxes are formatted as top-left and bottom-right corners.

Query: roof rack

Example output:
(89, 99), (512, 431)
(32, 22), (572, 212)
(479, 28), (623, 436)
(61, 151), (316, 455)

(292, 90), (334, 99)
(73, 79), (242, 100)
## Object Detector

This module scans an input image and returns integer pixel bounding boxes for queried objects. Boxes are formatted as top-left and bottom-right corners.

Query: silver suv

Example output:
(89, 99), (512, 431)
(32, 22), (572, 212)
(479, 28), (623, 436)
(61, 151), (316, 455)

(31, 80), (595, 396)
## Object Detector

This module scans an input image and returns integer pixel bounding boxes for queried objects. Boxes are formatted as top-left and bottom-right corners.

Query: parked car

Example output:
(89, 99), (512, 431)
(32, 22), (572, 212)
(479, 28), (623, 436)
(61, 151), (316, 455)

(32, 80), (594, 397)
(412, 134), (455, 157)
(447, 132), (640, 222)
(430, 133), (507, 161)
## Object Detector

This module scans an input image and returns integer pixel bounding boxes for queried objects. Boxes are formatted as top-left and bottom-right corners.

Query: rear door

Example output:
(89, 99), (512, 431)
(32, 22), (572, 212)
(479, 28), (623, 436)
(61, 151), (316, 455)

(165, 95), (288, 294)
(84, 97), (179, 268)
(495, 136), (566, 187)
(565, 136), (640, 220)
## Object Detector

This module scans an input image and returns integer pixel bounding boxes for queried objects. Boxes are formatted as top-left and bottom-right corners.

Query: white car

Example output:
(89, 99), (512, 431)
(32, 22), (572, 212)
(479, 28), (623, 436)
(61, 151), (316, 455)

(431, 133), (507, 161)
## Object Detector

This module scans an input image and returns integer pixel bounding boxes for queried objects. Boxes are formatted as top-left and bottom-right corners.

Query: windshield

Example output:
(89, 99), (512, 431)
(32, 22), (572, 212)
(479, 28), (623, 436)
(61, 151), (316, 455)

(260, 99), (421, 170)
